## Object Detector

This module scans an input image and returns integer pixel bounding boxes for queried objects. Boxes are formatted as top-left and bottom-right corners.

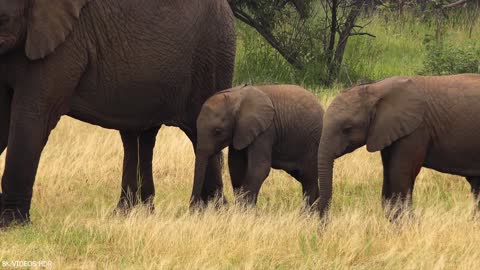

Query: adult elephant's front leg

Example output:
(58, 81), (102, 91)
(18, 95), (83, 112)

(0, 100), (61, 227)
(0, 87), (11, 154)
(116, 127), (160, 213)
(0, 87), (12, 212)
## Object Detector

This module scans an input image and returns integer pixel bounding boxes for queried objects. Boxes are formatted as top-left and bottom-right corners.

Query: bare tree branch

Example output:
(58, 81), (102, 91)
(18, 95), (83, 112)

(350, 32), (376, 38)
(232, 6), (305, 70)
(443, 0), (469, 9)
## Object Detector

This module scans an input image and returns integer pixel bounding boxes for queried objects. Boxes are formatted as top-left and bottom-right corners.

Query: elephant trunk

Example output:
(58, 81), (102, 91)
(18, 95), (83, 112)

(317, 143), (335, 218)
(191, 152), (210, 205)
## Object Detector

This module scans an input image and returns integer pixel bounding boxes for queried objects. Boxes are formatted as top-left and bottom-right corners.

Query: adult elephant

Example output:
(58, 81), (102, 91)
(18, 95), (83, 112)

(0, 0), (236, 228)
(317, 74), (480, 219)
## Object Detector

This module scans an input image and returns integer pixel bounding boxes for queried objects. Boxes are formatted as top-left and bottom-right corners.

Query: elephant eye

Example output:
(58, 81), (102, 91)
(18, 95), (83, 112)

(213, 128), (223, 136)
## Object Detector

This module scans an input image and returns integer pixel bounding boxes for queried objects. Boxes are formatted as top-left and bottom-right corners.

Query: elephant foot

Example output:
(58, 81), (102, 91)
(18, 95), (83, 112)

(189, 177), (228, 213)
(213, 194), (228, 209)
(189, 198), (207, 213)
(0, 209), (30, 230)
(300, 203), (320, 216)
(384, 207), (416, 224)
(189, 195), (228, 213)
(235, 190), (258, 208)
(112, 198), (155, 216)
(0, 192), (31, 229)
(472, 207), (480, 221)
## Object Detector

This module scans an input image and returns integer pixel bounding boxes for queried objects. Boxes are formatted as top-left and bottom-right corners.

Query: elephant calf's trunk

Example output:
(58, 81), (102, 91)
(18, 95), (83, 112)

(191, 154), (209, 206)
(317, 149), (335, 218)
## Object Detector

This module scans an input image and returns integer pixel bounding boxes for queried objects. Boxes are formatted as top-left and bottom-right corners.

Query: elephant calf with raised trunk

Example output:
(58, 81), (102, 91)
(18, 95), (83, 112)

(317, 74), (480, 219)
(191, 85), (324, 209)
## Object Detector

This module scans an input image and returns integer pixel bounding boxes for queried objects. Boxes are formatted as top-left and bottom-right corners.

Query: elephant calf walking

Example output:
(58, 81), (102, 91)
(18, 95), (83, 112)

(317, 74), (480, 219)
(191, 85), (324, 208)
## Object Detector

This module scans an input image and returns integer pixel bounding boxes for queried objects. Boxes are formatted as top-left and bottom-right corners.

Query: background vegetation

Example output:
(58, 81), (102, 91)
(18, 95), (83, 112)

(1, 1), (480, 269)
(234, 0), (480, 88)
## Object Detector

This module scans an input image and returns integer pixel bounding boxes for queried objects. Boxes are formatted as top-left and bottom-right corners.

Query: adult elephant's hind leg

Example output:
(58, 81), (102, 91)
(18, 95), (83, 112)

(295, 165), (319, 212)
(116, 127), (159, 213)
(138, 128), (160, 208)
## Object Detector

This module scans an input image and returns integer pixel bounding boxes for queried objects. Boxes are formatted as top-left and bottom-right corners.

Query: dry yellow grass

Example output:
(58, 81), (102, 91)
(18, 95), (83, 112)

(0, 96), (479, 269)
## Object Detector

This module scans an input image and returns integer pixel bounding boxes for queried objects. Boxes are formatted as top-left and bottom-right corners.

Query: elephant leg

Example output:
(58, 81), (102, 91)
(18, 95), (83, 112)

(228, 147), (247, 195)
(466, 176), (480, 212)
(0, 87), (12, 155)
(297, 165), (319, 211)
(138, 128), (160, 207)
(182, 127), (225, 206)
(116, 127), (159, 213)
(1, 102), (62, 227)
(380, 133), (428, 221)
(238, 140), (272, 206)
(202, 152), (225, 204)
(116, 131), (140, 210)
(0, 87), (12, 212)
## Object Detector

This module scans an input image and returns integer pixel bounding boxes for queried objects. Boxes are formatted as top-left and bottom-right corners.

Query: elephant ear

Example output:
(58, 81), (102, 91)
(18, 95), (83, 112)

(232, 86), (275, 150)
(366, 78), (426, 152)
(26, 0), (92, 60)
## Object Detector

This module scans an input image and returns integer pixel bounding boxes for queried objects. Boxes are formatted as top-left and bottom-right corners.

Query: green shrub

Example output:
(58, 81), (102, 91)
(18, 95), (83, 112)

(420, 35), (480, 75)
(234, 21), (327, 88)
(234, 22), (298, 86)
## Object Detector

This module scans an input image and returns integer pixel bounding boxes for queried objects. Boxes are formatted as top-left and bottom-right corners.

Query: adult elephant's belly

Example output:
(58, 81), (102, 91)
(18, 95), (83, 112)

(424, 144), (480, 177)
(67, 80), (191, 131)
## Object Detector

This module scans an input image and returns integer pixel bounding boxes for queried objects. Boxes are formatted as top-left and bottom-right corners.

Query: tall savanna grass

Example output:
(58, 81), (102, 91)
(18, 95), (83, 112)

(1, 10), (480, 269)
(1, 95), (480, 269)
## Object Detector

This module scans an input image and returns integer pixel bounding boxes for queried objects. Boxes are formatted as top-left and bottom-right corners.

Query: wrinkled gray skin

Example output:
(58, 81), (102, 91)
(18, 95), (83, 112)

(318, 74), (480, 219)
(192, 85), (324, 208)
(0, 0), (235, 228)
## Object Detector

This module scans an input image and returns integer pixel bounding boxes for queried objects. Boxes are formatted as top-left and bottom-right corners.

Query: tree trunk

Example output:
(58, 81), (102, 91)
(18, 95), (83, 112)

(326, 0), (365, 85)
(325, 0), (338, 67)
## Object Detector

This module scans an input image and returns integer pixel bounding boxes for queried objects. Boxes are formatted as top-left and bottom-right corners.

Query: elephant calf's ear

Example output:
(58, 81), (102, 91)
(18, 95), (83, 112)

(26, 0), (92, 60)
(233, 87), (275, 150)
(366, 78), (426, 152)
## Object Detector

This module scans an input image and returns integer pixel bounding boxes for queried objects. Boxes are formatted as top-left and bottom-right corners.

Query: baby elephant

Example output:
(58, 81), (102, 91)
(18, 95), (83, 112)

(190, 84), (324, 208)
(317, 74), (480, 219)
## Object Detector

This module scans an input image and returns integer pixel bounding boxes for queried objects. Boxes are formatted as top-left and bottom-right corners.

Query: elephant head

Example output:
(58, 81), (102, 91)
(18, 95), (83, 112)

(190, 85), (274, 203)
(0, 0), (90, 60)
(318, 77), (426, 217)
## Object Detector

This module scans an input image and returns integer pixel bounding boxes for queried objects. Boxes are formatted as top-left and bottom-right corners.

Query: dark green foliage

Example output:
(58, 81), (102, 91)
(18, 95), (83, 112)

(234, 22), (303, 86)
(230, 0), (314, 70)
(420, 35), (480, 75)
(234, 2), (480, 88)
